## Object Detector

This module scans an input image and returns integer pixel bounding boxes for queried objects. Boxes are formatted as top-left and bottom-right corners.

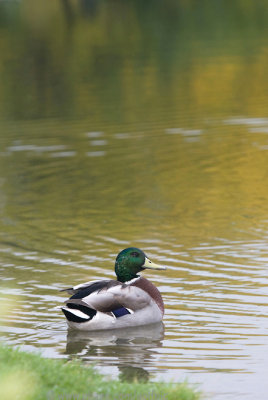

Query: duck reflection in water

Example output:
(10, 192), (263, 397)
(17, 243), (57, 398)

(65, 322), (164, 383)
(119, 366), (150, 383)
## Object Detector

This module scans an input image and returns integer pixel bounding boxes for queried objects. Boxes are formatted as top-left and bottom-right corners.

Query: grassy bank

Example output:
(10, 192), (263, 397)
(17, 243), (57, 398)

(0, 344), (200, 400)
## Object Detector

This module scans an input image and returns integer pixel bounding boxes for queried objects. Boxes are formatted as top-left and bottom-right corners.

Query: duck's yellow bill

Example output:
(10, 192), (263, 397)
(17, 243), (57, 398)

(142, 257), (166, 270)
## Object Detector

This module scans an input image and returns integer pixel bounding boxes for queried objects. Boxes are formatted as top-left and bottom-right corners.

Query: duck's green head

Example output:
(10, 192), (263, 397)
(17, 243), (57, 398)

(115, 247), (166, 283)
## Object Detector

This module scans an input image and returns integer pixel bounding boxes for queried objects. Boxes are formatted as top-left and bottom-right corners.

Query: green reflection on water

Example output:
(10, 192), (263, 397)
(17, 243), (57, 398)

(1, 0), (268, 121)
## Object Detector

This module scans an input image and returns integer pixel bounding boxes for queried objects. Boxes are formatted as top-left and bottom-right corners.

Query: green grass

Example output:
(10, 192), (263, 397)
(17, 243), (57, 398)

(0, 344), (200, 400)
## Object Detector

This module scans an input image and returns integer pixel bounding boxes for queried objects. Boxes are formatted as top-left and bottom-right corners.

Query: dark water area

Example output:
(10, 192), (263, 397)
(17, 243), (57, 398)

(1, 2), (268, 399)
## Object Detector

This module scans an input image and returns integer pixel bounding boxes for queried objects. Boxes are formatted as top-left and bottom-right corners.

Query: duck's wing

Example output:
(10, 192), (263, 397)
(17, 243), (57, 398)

(61, 279), (113, 295)
(65, 281), (152, 313)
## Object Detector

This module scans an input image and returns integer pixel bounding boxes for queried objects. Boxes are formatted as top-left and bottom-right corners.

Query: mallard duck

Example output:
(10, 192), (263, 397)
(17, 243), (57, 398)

(61, 247), (166, 331)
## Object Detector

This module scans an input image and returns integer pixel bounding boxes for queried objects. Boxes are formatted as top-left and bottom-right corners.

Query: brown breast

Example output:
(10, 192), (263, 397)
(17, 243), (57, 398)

(131, 277), (164, 315)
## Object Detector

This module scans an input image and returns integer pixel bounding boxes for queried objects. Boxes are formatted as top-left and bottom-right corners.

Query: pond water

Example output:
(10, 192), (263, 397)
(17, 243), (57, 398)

(1, 2), (268, 399)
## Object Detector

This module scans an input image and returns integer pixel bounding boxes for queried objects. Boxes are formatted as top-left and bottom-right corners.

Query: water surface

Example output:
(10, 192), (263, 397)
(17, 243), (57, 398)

(1, 2), (268, 399)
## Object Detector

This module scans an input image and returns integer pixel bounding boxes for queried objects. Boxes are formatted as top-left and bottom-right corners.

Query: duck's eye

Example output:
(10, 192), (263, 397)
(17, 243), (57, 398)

(130, 252), (140, 257)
